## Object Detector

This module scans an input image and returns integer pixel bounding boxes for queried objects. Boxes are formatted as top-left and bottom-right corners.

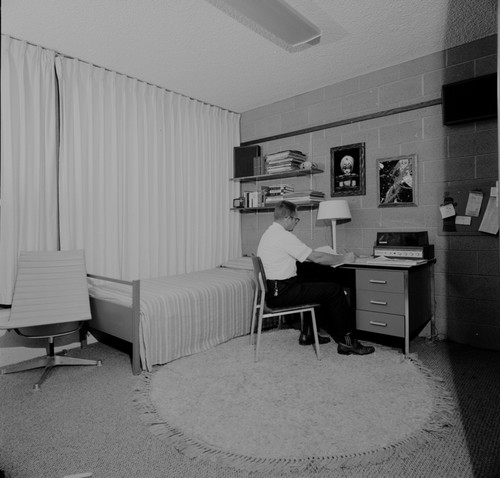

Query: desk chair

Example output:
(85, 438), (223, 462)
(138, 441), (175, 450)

(250, 256), (321, 362)
(0, 250), (102, 390)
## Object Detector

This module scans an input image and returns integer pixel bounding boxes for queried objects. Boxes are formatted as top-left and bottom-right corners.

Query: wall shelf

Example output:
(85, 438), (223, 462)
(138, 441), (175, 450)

(231, 168), (323, 183)
(232, 203), (321, 213)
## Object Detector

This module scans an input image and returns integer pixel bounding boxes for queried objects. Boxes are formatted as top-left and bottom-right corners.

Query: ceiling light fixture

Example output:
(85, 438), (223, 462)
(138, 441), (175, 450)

(206, 0), (321, 52)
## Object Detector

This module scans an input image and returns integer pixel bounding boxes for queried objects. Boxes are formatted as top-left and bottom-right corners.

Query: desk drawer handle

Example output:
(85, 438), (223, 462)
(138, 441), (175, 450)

(370, 300), (387, 306)
(369, 321), (387, 327)
(369, 279), (387, 284)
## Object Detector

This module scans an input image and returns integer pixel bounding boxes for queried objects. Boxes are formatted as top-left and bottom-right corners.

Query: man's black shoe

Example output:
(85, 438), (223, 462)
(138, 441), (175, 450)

(337, 340), (375, 355)
(299, 333), (331, 346)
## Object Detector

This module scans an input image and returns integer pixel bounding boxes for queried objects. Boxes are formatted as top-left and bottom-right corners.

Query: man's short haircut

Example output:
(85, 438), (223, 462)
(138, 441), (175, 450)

(274, 200), (297, 220)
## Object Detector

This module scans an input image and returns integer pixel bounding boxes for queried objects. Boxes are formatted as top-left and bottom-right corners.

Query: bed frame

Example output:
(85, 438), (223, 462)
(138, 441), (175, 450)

(87, 274), (142, 375)
(87, 267), (256, 375)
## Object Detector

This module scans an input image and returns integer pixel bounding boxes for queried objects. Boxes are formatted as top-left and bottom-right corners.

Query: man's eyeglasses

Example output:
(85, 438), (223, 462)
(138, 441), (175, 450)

(287, 216), (300, 223)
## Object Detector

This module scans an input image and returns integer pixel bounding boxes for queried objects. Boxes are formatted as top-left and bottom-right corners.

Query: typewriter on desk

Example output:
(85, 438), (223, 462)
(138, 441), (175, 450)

(373, 231), (435, 260)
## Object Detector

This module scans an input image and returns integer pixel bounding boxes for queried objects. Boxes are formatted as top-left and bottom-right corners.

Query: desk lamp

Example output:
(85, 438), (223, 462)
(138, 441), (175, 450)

(317, 200), (352, 254)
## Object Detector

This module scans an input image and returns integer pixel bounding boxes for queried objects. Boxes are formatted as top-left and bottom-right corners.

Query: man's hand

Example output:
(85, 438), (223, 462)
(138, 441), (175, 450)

(343, 251), (356, 264)
(307, 250), (356, 266)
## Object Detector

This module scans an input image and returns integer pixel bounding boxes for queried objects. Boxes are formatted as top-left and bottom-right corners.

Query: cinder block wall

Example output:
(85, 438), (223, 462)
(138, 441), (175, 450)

(238, 35), (499, 351)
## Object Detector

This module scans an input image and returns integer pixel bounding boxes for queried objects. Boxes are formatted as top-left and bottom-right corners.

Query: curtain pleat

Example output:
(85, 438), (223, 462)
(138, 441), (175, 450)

(0, 37), (59, 303)
(56, 57), (242, 280)
(1, 36), (242, 298)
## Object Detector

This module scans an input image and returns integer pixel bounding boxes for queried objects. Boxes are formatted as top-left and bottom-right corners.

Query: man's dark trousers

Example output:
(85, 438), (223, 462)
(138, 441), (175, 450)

(265, 262), (354, 342)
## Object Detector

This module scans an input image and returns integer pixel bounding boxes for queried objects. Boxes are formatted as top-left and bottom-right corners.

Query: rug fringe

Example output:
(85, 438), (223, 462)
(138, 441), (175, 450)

(133, 354), (456, 474)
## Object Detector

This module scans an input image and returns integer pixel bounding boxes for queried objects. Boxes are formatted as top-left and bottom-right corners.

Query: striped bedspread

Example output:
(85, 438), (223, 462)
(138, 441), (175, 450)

(89, 267), (255, 371)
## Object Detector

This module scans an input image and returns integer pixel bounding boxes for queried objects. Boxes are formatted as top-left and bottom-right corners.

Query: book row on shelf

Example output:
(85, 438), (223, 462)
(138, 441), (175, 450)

(235, 187), (325, 209)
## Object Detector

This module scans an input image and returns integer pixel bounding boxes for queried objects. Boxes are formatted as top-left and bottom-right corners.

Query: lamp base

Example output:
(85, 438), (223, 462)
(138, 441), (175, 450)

(331, 219), (338, 255)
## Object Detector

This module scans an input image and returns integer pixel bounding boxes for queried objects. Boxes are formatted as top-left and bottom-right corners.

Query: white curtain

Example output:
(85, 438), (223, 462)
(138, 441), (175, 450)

(0, 37), (59, 303)
(56, 57), (242, 280)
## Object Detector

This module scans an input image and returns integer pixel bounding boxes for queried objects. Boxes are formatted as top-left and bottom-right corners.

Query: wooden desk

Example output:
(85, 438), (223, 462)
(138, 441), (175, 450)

(340, 259), (436, 355)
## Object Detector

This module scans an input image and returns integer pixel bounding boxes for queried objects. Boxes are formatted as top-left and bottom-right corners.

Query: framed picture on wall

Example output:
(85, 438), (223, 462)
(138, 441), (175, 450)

(330, 143), (366, 197)
(377, 154), (417, 207)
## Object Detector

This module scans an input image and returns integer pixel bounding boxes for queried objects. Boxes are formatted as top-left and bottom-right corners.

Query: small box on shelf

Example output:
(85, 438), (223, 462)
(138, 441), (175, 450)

(232, 197), (245, 208)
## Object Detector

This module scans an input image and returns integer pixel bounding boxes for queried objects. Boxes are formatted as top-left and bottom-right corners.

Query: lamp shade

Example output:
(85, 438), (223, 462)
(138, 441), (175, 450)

(317, 200), (352, 220)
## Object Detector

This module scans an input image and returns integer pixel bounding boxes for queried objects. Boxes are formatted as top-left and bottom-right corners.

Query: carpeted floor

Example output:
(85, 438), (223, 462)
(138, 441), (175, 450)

(0, 333), (499, 478)
(136, 330), (454, 473)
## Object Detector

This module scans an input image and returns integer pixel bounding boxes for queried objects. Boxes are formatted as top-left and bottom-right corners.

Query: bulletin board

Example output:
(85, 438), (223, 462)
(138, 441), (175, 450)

(438, 179), (499, 236)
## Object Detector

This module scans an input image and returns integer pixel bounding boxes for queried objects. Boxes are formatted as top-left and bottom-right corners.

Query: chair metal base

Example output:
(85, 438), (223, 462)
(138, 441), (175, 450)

(1, 350), (102, 391)
(250, 309), (321, 362)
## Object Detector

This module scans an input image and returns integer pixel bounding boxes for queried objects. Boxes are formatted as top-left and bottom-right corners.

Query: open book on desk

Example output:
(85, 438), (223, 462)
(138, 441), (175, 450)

(314, 246), (347, 268)
(363, 256), (427, 267)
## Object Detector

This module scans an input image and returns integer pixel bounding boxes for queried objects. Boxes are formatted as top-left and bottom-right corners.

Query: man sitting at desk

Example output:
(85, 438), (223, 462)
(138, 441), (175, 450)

(257, 200), (375, 356)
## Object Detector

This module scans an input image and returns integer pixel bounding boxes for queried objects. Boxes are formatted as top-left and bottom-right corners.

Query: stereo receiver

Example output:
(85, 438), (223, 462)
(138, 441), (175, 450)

(374, 231), (434, 259)
(373, 245), (435, 260)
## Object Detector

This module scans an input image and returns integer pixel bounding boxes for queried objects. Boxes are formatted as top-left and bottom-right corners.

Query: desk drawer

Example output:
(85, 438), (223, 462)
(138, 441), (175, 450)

(356, 310), (404, 337)
(356, 290), (405, 315)
(356, 269), (404, 293)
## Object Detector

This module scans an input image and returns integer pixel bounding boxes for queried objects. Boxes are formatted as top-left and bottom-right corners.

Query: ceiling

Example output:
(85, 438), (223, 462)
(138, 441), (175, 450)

(2, 0), (497, 113)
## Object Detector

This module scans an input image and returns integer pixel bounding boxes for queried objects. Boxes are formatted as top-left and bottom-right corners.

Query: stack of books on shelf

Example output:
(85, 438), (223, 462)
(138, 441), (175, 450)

(265, 150), (307, 173)
(262, 187), (324, 206)
(263, 185), (294, 205)
(282, 189), (325, 205)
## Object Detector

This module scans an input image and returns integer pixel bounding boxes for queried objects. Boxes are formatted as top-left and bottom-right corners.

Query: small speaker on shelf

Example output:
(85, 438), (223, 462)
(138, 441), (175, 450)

(233, 145), (261, 178)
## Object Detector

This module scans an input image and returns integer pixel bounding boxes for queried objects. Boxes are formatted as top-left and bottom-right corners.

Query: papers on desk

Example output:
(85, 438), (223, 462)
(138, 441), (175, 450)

(315, 245), (337, 255)
(363, 256), (427, 267)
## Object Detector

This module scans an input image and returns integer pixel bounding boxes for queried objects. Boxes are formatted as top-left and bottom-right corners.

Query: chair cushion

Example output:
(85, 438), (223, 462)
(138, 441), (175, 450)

(15, 321), (83, 338)
(264, 303), (320, 314)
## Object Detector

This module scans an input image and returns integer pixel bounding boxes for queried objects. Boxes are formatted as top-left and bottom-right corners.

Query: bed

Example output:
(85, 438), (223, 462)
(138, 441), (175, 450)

(87, 258), (255, 374)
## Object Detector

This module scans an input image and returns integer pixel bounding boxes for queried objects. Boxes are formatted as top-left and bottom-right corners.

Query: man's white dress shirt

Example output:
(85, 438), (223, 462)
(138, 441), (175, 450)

(257, 222), (311, 280)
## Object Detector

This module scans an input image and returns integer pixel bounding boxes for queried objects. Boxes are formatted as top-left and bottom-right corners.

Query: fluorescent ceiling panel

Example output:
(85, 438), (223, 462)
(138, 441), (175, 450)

(206, 0), (321, 51)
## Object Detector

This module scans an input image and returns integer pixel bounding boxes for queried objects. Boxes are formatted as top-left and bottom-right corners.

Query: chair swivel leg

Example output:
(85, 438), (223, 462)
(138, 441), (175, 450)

(310, 311), (321, 360)
(254, 310), (264, 362)
(33, 338), (102, 391)
(32, 355), (102, 391)
(1, 356), (51, 375)
(249, 290), (260, 345)
(2, 336), (102, 391)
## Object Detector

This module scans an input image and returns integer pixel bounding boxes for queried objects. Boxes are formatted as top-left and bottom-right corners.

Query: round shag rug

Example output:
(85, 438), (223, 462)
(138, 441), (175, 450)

(135, 330), (454, 473)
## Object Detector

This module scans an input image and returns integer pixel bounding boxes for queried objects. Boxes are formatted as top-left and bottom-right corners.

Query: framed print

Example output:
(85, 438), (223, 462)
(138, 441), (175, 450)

(377, 154), (417, 207)
(330, 143), (366, 197)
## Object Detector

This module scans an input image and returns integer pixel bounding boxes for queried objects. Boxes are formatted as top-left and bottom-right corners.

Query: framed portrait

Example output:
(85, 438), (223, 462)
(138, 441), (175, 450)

(377, 154), (417, 207)
(330, 143), (366, 197)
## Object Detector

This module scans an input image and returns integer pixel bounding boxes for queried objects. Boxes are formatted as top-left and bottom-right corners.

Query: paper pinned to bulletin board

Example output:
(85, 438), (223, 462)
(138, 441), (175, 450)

(478, 182), (498, 235)
(439, 180), (498, 235)
(465, 190), (483, 216)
